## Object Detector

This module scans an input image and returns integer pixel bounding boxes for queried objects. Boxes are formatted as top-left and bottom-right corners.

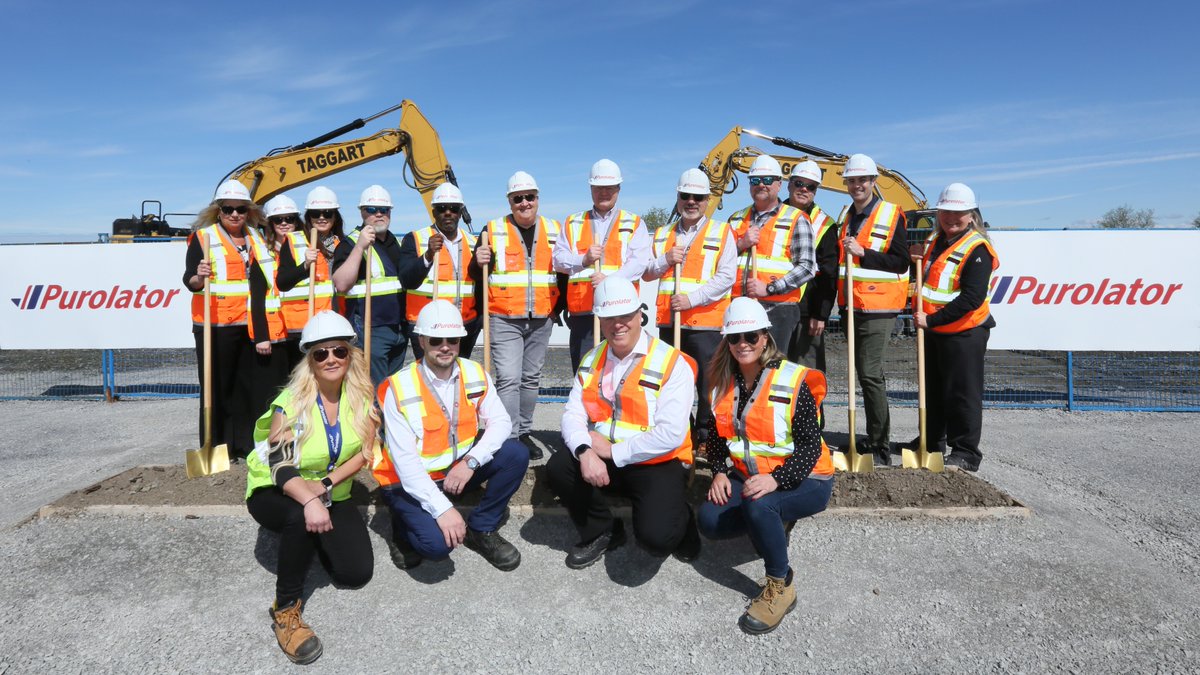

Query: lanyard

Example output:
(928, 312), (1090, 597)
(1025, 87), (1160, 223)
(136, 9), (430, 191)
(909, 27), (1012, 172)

(314, 395), (342, 473)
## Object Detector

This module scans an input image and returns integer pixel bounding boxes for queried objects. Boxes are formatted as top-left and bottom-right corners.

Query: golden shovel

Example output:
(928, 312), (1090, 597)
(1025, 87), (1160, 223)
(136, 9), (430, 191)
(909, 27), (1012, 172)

(186, 232), (230, 478)
(833, 251), (873, 473)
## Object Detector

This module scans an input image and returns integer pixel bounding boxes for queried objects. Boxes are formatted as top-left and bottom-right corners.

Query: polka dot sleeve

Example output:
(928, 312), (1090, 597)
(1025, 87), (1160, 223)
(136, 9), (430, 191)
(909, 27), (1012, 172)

(770, 382), (822, 490)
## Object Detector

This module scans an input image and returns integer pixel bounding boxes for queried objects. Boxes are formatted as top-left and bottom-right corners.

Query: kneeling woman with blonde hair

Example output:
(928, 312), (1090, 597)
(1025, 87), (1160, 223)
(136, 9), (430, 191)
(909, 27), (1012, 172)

(245, 311), (379, 664)
(698, 297), (835, 635)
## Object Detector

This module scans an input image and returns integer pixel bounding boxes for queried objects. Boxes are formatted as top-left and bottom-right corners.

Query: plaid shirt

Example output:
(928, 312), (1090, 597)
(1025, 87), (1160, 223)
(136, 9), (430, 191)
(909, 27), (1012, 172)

(756, 203), (816, 295)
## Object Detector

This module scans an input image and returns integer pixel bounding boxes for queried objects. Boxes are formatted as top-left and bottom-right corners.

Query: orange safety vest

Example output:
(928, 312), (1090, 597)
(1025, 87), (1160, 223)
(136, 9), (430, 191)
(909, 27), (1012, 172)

(730, 204), (806, 303)
(486, 215), (560, 319)
(279, 231), (337, 336)
(372, 358), (489, 486)
(561, 209), (642, 314)
(246, 231), (287, 343)
(190, 225), (250, 327)
(712, 361), (834, 478)
(406, 226), (478, 323)
(918, 230), (999, 334)
(808, 204), (836, 248)
(652, 217), (733, 330)
(577, 337), (693, 465)
(835, 200), (909, 312)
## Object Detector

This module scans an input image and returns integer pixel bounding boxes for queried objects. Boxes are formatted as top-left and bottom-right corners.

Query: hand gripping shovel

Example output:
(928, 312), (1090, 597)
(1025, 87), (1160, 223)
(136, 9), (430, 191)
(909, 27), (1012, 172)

(186, 233), (231, 478)
(833, 252), (873, 473)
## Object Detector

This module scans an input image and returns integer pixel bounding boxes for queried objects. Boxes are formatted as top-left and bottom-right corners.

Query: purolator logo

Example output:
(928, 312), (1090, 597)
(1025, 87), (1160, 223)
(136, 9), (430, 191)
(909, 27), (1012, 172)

(989, 276), (1183, 306)
(12, 284), (182, 310)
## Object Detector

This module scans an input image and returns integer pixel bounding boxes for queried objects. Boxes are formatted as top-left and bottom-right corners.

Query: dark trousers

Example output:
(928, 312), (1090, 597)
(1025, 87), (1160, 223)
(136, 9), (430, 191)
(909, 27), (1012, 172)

(698, 474), (832, 578)
(851, 316), (893, 448)
(351, 312), (408, 386)
(410, 317), (482, 362)
(567, 314), (596, 372)
(788, 307), (826, 374)
(282, 337), (304, 373)
(546, 449), (692, 556)
(925, 325), (990, 462)
(193, 325), (256, 456)
(381, 438), (529, 560)
(247, 344), (291, 439)
(675, 328), (722, 438)
(247, 488), (374, 607)
(764, 302), (802, 358)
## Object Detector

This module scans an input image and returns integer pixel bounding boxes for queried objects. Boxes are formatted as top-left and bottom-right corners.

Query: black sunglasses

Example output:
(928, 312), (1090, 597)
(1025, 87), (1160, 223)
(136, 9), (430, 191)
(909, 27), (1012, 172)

(748, 176), (778, 186)
(311, 345), (349, 363)
(510, 194), (537, 204)
(434, 204), (462, 214)
(727, 331), (764, 346)
(309, 209), (337, 220)
(678, 192), (707, 202)
(427, 336), (460, 346)
(269, 214), (299, 225)
(220, 205), (249, 215)
(363, 206), (391, 215)
(790, 180), (819, 192)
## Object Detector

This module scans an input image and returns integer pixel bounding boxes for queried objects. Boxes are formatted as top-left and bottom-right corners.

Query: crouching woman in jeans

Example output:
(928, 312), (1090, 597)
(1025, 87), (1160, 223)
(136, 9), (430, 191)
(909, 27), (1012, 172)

(245, 311), (379, 664)
(698, 298), (834, 635)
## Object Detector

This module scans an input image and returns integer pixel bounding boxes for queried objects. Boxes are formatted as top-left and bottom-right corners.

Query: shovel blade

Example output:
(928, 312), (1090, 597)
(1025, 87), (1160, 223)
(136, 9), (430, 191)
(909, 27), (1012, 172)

(851, 448), (875, 474)
(921, 449), (944, 473)
(185, 446), (211, 479)
(209, 443), (231, 475)
(901, 447), (921, 469)
(831, 450), (850, 473)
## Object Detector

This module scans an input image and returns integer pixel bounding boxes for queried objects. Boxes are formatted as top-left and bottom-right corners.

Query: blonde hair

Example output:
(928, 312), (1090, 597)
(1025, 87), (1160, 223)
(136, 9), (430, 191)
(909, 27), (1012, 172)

(190, 200), (267, 234)
(279, 341), (380, 464)
(705, 330), (784, 403)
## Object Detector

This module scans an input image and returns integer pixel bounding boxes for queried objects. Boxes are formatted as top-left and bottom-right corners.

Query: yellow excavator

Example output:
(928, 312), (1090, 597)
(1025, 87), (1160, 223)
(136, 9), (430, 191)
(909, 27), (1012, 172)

(220, 100), (469, 225)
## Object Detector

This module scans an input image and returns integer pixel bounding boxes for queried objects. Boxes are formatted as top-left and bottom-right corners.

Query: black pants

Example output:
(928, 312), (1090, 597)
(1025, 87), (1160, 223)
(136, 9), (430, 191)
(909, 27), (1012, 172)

(546, 449), (692, 556)
(788, 307), (826, 374)
(675, 328), (721, 438)
(247, 487), (373, 607)
(193, 325), (255, 456)
(567, 314), (596, 372)
(409, 317), (482, 362)
(764, 302), (802, 357)
(925, 325), (990, 462)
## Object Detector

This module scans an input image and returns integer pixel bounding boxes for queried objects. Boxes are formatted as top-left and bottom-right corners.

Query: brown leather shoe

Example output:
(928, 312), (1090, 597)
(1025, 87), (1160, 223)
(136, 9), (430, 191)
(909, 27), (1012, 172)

(739, 573), (797, 635)
(269, 599), (323, 664)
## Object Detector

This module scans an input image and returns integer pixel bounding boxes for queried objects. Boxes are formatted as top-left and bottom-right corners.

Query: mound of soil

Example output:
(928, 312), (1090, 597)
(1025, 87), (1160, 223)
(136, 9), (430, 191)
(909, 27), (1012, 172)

(47, 462), (1021, 512)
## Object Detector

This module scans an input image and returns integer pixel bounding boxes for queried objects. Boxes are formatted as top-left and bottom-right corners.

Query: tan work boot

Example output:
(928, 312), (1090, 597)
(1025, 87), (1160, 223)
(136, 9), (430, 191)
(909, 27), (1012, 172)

(739, 572), (797, 635)
(269, 599), (323, 664)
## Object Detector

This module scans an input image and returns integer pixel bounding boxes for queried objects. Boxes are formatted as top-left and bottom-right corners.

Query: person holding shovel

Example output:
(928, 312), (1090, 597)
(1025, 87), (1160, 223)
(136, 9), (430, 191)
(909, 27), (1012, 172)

(245, 310), (379, 665)
(274, 192), (345, 367)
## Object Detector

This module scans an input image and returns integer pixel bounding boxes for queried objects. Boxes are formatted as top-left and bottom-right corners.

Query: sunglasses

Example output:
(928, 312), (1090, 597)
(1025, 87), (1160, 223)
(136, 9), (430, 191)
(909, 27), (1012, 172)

(727, 331), (764, 346)
(790, 180), (819, 192)
(678, 192), (707, 202)
(220, 205), (249, 215)
(434, 204), (462, 214)
(748, 176), (778, 187)
(363, 206), (391, 215)
(269, 214), (299, 225)
(427, 336), (460, 346)
(510, 194), (538, 204)
(309, 210), (337, 220)
(311, 345), (349, 363)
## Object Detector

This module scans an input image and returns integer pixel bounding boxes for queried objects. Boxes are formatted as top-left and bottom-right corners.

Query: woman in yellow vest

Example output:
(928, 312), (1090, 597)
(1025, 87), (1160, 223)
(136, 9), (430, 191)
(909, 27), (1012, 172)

(245, 311), (379, 664)
(909, 183), (998, 472)
(698, 297), (834, 635)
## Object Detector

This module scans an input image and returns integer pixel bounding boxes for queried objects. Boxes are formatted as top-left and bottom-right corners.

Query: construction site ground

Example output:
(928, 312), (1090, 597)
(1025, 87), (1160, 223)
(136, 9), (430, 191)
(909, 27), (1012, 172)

(2, 388), (1197, 673)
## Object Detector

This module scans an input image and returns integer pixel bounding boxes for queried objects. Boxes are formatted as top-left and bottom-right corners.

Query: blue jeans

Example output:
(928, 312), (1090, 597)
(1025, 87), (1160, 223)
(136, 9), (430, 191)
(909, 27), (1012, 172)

(351, 312), (408, 386)
(380, 438), (530, 561)
(697, 473), (833, 578)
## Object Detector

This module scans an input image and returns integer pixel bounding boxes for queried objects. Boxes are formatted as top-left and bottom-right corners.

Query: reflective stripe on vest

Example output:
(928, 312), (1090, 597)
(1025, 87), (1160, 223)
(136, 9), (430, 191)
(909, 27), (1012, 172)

(406, 226), (478, 323)
(653, 217), (732, 330)
(919, 230), (999, 334)
(190, 225), (250, 326)
(836, 201), (910, 312)
(344, 228), (402, 299)
(246, 229), (287, 343)
(730, 204), (806, 303)
(278, 231), (336, 335)
(711, 362), (834, 478)
(809, 205), (835, 245)
(372, 358), (489, 485)
(486, 215), (560, 319)
(562, 210), (641, 314)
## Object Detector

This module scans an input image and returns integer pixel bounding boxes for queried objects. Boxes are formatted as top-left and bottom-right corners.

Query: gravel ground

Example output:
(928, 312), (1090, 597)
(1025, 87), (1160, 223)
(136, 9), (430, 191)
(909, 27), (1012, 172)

(0, 400), (1198, 672)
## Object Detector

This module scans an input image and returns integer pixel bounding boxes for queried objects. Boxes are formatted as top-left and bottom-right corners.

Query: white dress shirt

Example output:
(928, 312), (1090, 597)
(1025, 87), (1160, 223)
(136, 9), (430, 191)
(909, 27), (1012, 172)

(644, 217), (737, 308)
(552, 208), (650, 282)
(382, 358), (511, 517)
(561, 330), (695, 467)
(421, 227), (463, 271)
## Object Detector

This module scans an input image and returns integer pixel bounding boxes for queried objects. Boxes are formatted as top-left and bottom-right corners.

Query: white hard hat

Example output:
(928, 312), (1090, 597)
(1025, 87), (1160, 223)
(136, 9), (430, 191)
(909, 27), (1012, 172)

(305, 186), (340, 210)
(431, 183), (464, 205)
(593, 277), (642, 318)
(263, 195), (299, 218)
(748, 155), (783, 177)
(214, 180), (251, 202)
(842, 154), (878, 178)
(414, 299), (467, 338)
(507, 171), (539, 195)
(300, 311), (356, 352)
(790, 160), (822, 185)
(721, 297), (771, 335)
(677, 168), (709, 195)
(359, 184), (392, 208)
(936, 183), (977, 211)
(588, 159), (623, 186)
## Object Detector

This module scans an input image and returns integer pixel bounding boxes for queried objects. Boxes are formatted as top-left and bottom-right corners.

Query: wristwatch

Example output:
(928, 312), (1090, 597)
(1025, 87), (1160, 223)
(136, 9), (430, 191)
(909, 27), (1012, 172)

(320, 476), (333, 492)
(574, 444), (591, 459)
(464, 456), (481, 471)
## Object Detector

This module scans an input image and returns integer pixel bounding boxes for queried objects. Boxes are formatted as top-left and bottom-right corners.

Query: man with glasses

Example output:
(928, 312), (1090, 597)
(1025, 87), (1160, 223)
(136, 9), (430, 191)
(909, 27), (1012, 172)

(472, 171), (566, 461)
(554, 159), (651, 371)
(332, 185), (406, 385)
(730, 155), (817, 359)
(375, 300), (529, 572)
(398, 182), (480, 360)
(547, 277), (701, 569)
(785, 160), (838, 373)
(642, 168), (736, 448)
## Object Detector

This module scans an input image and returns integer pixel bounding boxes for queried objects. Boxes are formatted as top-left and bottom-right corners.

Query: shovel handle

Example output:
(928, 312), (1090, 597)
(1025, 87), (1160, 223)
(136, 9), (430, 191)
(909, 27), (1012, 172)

(363, 243), (373, 366)
(308, 230), (317, 319)
(915, 253), (926, 454)
(481, 231), (491, 374)
(673, 262), (682, 348)
(845, 251), (856, 455)
(592, 261), (601, 347)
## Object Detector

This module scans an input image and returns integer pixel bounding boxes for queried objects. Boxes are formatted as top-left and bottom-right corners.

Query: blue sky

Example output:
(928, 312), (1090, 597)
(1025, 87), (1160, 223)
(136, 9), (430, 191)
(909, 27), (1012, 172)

(1, 0), (1197, 244)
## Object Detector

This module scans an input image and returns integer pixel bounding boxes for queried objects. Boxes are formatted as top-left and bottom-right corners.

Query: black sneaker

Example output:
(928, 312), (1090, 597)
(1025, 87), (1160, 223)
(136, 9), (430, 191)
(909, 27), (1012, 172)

(872, 444), (892, 467)
(944, 453), (980, 472)
(673, 514), (701, 563)
(566, 519), (626, 569)
(388, 537), (422, 570)
(464, 528), (521, 571)
(520, 434), (543, 461)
